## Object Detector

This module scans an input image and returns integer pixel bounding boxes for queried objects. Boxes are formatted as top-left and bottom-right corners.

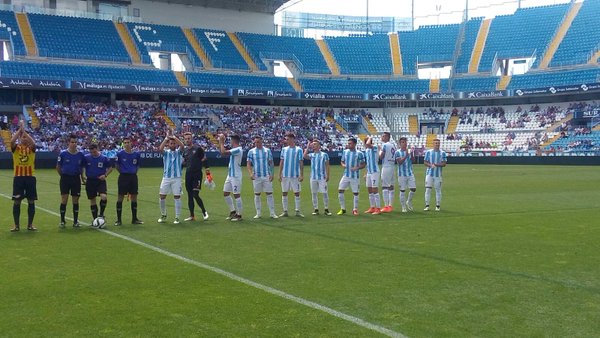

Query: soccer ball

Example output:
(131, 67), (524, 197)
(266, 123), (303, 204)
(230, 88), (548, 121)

(92, 217), (106, 229)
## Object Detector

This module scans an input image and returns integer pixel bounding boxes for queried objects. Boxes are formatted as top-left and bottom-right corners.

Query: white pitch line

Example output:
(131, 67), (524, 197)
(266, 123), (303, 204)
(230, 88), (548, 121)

(2, 193), (406, 338)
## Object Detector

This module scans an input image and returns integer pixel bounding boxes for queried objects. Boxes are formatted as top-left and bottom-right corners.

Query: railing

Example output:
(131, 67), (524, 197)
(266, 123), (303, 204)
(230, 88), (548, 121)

(20, 5), (141, 23)
(538, 1), (573, 66)
(449, 12), (468, 91)
(188, 28), (216, 68)
(258, 51), (305, 73)
(36, 48), (131, 63)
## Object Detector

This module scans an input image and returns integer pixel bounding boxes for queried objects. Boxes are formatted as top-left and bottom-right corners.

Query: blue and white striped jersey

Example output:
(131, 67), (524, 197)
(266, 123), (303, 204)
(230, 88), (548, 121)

(162, 149), (183, 178)
(228, 146), (243, 178)
(424, 149), (447, 177)
(380, 141), (397, 167)
(342, 149), (365, 179)
(247, 147), (273, 178)
(394, 149), (414, 177)
(280, 146), (303, 178)
(364, 146), (379, 174)
(309, 151), (329, 180)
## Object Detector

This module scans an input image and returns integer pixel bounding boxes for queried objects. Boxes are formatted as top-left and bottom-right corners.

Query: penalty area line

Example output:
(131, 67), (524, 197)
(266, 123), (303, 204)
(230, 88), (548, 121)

(0, 193), (407, 338)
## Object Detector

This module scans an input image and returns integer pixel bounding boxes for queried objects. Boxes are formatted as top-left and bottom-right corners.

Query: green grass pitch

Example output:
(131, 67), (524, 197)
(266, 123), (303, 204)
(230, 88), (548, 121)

(1, 165), (599, 337)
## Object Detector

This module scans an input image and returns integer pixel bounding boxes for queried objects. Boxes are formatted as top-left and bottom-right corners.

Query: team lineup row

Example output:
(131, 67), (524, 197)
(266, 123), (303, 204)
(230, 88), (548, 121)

(209, 131), (448, 222)
(8, 122), (447, 231)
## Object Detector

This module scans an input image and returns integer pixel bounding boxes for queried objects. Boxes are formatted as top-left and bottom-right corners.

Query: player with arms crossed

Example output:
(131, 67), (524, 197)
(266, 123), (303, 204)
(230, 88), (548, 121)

(424, 138), (447, 211)
(337, 138), (366, 216)
(57, 134), (86, 228)
(10, 120), (37, 232)
(303, 139), (331, 216)
(247, 135), (277, 219)
(363, 136), (382, 214)
(83, 144), (113, 222)
(158, 130), (185, 224)
(278, 132), (305, 217)
(183, 132), (209, 221)
(379, 132), (397, 212)
(395, 137), (416, 212)
(219, 133), (243, 222)
(114, 137), (144, 226)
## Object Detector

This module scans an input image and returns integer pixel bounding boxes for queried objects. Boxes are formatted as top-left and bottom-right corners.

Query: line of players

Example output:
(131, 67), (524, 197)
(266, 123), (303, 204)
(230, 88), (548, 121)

(9, 125), (446, 230)
(218, 131), (447, 221)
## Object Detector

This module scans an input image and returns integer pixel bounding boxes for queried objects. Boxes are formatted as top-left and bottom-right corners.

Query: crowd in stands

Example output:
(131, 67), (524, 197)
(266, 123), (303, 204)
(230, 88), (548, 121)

(212, 106), (349, 151)
(2, 100), (599, 155)
(30, 99), (170, 152)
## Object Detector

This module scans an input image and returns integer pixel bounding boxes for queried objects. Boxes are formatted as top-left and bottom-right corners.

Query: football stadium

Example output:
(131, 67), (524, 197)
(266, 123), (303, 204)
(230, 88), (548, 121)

(1, 0), (600, 336)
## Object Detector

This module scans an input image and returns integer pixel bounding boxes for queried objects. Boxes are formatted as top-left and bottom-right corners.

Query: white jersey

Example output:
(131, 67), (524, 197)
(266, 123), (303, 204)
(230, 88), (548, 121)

(380, 141), (397, 167)
(227, 146), (243, 178)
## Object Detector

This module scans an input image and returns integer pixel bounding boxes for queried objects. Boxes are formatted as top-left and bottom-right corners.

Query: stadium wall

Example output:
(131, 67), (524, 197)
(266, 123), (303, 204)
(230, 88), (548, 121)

(130, 0), (275, 34)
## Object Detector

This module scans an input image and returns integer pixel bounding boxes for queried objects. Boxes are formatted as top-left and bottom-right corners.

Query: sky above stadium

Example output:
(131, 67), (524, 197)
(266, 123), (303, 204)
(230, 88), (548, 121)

(277, 0), (572, 28)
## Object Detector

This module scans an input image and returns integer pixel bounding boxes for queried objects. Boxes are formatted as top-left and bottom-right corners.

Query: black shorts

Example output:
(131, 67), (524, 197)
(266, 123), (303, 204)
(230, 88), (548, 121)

(13, 176), (37, 200)
(118, 173), (139, 195)
(185, 172), (203, 192)
(86, 178), (107, 199)
(60, 175), (81, 196)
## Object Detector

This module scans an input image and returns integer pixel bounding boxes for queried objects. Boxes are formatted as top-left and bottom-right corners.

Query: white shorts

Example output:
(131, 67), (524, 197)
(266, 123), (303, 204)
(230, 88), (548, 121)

(425, 175), (443, 190)
(365, 173), (380, 188)
(310, 179), (328, 194)
(380, 166), (395, 187)
(281, 177), (301, 193)
(160, 177), (183, 196)
(252, 176), (273, 193)
(398, 175), (417, 190)
(223, 176), (242, 194)
(338, 176), (360, 193)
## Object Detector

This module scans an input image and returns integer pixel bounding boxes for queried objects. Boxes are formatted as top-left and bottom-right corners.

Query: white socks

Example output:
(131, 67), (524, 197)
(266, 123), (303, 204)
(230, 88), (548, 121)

(159, 198), (166, 215)
(338, 192), (346, 210)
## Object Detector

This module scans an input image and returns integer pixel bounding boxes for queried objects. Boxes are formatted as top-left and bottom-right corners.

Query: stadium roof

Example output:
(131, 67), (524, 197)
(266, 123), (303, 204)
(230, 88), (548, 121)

(152, 0), (287, 14)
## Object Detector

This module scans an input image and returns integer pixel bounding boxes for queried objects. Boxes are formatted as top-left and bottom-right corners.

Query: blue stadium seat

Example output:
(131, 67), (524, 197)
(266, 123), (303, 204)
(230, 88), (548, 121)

(193, 29), (248, 70)
(0, 61), (178, 86)
(479, 4), (568, 72)
(0, 10), (26, 56)
(126, 22), (202, 67)
(187, 72), (293, 91)
(28, 14), (130, 63)
(399, 24), (460, 76)
(551, 0), (600, 67)
(237, 32), (329, 74)
(299, 78), (431, 94)
(508, 68), (600, 89)
(452, 76), (497, 92)
(455, 18), (483, 74)
(324, 34), (392, 75)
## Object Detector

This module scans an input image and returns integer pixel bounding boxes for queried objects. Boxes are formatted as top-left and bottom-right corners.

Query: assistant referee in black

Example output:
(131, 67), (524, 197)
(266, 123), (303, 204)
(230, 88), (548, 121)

(183, 132), (209, 221)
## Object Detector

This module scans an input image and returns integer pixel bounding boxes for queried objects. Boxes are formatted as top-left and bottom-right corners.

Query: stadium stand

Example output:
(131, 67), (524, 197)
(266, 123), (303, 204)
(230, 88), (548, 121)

(0, 61), (179, 86)
(324, 34), (392, 75)
(451, 76), (497, 92)
(30, 100), (171, 152)
(299, 78), (435, 94)
(551, 0), (600, 67)
(125, 22), (202, 67)
(0, 10), (26, 56)
(478, 4), (569, 72)
(455, 18), (483, 74)
(546, 129), (599, 151)
(187, 72), (293, 91)
(507, 68), (600, 89)
(398, 24), (460, 75)
(237, 32), (330, 74)
(193, 29), (248, 70)
(28, 13), (130, 63)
